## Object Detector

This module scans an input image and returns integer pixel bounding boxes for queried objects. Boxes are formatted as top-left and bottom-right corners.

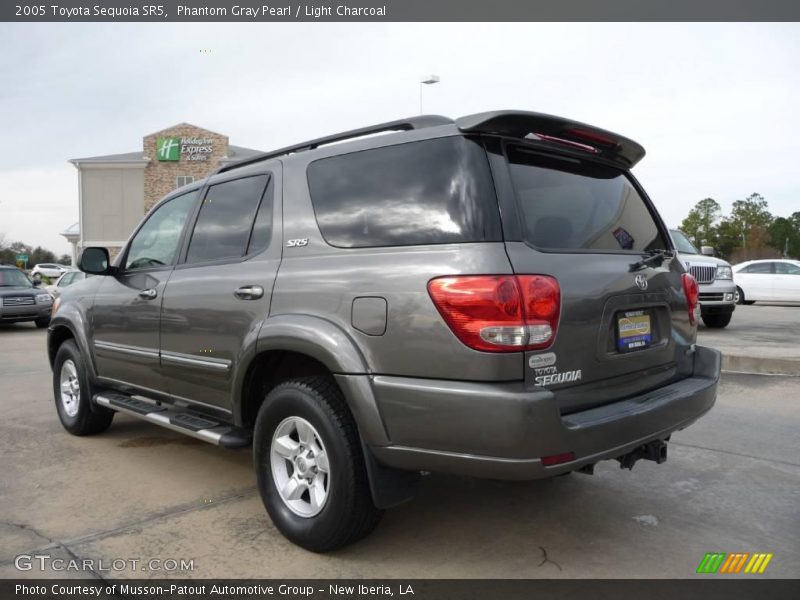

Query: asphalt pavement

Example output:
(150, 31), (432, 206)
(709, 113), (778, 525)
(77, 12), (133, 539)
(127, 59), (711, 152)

(699, 303), (800, 375)
(0, 322), (798, 579)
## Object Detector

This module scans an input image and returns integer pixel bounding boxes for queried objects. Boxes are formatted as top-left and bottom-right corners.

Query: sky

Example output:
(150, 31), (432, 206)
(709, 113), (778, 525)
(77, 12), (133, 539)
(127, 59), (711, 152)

(0, 22), (798, 254)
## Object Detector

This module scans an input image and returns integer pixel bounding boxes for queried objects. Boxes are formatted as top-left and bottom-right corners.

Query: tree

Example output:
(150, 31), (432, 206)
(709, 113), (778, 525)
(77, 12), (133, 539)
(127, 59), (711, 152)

(679, 198), (722, 247)
(769, 213), (800, 258)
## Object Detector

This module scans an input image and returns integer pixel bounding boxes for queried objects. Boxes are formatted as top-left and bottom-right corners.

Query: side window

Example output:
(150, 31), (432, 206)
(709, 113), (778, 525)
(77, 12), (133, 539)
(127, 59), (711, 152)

(186, 175), (269, 263)
(59, 273), (74, 286)
(125, 191), (198, 271)
(247, 177), (274, 255)
(745, 263), (773, 274)
(307, 137), (501, 248)
(776, 262), (800, 275)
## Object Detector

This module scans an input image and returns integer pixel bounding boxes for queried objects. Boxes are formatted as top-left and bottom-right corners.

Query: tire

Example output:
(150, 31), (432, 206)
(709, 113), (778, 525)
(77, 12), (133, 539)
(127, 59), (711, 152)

(701, 312), (732, 328)
(53, 339), (114, 435)
(735, 286), (755, 305)
(254, 376), (383, 552)
(35, 317), (50, 329)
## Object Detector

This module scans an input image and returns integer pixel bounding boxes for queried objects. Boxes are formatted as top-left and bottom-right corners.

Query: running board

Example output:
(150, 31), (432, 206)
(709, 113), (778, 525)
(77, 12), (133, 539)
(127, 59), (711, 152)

(94, 392), (251, 448)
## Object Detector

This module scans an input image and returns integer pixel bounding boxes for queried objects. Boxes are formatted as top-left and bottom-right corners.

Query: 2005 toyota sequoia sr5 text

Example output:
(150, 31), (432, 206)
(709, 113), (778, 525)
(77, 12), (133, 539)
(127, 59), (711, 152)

(48, 111), (721, 551)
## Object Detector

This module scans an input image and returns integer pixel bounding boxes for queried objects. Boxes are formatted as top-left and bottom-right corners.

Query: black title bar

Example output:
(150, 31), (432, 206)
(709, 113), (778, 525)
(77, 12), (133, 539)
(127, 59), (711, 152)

(4, 0), (800, 22)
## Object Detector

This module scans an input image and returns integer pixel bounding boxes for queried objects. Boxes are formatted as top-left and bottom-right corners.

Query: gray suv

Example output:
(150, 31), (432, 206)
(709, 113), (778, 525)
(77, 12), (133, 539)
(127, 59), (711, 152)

(48, 111), (721, 551)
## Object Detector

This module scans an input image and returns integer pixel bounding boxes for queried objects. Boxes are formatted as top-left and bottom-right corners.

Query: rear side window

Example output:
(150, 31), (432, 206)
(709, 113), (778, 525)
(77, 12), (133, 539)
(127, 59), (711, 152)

(507, 146), (667, 252)
(186, 175), (269, 263)
(742, 263), (772, 274)
(307, 137), (501, 248)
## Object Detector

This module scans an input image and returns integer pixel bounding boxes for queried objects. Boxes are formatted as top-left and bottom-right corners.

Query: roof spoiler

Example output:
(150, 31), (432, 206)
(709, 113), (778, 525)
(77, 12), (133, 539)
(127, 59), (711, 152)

(456, 110), (646, 168)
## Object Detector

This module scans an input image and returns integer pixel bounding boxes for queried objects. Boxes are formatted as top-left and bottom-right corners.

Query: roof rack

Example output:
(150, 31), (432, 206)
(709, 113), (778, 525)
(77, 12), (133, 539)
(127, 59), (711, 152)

(216, 115), (454, 174)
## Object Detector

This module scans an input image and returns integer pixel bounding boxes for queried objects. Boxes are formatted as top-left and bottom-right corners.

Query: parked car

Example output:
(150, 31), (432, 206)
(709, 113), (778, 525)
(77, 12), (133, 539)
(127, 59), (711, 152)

(31, 263), (69, 281)
(48, 110), (720, 552)
(669, 229), (736, 328)
(0, 264), (53, 327)
(51, 269), (89, 298)
(732, 259), (800, 303)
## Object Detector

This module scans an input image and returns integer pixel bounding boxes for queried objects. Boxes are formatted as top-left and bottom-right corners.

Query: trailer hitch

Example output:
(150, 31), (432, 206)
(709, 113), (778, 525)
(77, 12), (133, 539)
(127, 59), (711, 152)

(617, 439), (668, 470)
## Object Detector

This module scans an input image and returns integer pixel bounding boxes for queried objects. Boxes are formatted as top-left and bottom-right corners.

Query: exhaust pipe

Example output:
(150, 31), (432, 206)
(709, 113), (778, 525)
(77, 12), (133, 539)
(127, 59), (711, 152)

(616, 439), (668, 470)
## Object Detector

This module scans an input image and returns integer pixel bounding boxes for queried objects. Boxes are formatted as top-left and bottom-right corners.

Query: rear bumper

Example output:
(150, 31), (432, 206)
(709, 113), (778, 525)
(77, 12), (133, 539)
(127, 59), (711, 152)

(370, 345), (720, 479)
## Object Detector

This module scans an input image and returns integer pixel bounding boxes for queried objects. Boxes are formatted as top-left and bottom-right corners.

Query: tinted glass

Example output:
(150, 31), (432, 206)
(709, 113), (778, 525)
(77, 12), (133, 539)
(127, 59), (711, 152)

(307, 137), (501, 248)
(247, 178), (274, 254)
(744, 263), (772, 274)
(186, 175), (268, 263)
(507, 146), (667, 252)
(126, 191), (198, 270)
(775, 262), (800, 275)
(0, 269), (32, 288)
(670, 229), (699, 254)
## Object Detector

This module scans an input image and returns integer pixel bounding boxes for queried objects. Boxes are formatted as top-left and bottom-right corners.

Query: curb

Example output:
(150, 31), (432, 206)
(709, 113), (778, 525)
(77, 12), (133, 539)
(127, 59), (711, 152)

(721, 353), (800, 377)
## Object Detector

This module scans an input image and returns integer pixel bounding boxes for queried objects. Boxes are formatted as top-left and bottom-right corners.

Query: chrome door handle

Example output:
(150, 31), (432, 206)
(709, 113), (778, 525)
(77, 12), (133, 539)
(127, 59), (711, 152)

(139, 288), (158, 300)
(234, 285), (264, 300)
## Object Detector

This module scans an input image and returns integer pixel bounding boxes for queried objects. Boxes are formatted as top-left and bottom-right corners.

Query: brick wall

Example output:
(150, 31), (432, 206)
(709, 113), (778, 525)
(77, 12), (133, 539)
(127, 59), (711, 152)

(142, 124), (230, 212)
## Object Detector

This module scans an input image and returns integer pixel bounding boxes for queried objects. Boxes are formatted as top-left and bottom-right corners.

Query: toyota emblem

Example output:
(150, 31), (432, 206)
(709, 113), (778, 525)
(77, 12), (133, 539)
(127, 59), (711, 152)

(635, 274), (648, 290)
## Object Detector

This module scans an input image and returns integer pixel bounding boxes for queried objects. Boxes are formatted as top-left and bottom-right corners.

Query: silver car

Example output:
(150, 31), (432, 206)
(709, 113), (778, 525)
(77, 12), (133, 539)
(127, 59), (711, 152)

(670, 229), (736, 328)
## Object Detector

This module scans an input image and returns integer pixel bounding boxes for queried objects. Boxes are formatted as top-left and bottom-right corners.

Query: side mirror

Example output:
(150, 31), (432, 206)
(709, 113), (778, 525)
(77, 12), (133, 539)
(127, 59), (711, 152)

(79, 247), (113, 275)
(700, 246), (715, 256)
(32, 279), (42, 288)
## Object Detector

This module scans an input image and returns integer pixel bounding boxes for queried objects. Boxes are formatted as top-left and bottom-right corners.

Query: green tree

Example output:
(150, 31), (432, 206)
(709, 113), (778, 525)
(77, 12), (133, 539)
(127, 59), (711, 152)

(728, 193), (773, 248)
(679, 198), (722, 247)
(769, 213), (800, 258)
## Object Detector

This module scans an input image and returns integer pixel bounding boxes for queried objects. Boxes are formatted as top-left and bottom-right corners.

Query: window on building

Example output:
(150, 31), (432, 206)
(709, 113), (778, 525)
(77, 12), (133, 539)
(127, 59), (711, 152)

(185, 175), (269, 263)
(176, 176), (195, 188)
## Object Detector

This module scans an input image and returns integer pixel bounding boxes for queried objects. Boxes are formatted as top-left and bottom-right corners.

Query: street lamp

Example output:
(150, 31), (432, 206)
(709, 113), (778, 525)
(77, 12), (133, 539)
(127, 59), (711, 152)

(420, 75), (440, 114)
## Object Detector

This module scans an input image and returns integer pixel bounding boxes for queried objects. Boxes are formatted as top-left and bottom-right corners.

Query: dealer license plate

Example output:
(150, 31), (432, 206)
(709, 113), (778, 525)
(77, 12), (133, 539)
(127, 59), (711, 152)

(616, 310), (652, 352)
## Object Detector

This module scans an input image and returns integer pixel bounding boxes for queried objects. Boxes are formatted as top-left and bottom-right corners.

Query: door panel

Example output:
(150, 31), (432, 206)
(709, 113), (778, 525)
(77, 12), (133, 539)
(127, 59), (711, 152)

(91, 270), (169, 391)
(159, 169), (281, 411)
(91, 190), (199, 392)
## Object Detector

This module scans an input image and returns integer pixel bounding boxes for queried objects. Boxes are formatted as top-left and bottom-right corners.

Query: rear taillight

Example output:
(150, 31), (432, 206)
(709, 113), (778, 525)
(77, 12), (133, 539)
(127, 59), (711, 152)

(682, 273), (699, 325)
(427, 275), (561, 352)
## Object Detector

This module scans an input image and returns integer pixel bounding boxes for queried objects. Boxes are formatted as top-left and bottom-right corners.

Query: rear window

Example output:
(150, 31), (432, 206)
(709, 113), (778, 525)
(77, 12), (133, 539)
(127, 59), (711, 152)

(507, 146), (667, 252)
(307, 137), (502, 248)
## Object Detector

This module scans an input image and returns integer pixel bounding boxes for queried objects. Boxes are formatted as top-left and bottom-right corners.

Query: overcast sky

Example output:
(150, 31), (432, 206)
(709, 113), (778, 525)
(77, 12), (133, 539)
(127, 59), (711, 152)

(1, 22), (798, 254)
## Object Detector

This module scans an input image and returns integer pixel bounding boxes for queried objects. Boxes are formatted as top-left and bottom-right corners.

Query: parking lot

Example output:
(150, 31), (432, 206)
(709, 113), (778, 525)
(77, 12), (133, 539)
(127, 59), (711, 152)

(1, 307), (798, 579)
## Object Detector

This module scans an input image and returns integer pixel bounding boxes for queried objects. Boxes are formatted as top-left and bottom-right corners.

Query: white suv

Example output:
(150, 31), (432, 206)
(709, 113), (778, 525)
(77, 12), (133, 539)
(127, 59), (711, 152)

(670, 229), (736, 328)
(30, 263), (69, 281)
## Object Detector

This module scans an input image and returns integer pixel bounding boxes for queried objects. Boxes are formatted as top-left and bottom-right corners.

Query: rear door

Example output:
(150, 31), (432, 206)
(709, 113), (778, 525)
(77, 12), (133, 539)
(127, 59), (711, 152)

(158, 168), (281, 413)
(489, 141), (692, 414)
(774, 261), (800, 300)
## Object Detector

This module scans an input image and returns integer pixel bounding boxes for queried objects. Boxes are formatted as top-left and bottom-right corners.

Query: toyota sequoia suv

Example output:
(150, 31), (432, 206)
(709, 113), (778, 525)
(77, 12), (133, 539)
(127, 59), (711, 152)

(48, 111), (721, 551)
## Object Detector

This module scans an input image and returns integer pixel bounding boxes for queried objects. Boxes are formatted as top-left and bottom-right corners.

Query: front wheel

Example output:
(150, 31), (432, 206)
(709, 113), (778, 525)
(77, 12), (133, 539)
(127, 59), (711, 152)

(35, 317), (50, 329)
(53, 340), (114, 435)
(253, 376), (383, 552)
(702, 312), (732, 328)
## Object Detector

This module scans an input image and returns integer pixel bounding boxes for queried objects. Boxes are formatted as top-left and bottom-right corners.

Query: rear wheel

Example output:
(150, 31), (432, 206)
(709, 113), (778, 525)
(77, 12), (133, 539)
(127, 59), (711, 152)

(701, 312), (732, 329)
(53, 340), (114, 435)
(253, 376), (383, 552)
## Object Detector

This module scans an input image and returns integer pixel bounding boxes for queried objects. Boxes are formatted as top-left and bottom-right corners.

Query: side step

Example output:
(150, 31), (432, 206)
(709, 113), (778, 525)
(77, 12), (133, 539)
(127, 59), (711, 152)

(94, 392), (251, 448)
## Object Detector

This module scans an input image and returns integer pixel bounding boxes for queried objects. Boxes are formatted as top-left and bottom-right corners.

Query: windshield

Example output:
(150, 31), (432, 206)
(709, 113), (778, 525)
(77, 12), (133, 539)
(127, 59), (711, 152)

(506, 146), (667, 252)
(670, 229), (700, 254)
(0, 269), (33, 288)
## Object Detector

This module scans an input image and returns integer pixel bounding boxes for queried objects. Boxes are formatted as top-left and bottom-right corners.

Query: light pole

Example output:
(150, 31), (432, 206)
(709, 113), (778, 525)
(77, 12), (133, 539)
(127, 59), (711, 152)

(420, 75), (440, 114)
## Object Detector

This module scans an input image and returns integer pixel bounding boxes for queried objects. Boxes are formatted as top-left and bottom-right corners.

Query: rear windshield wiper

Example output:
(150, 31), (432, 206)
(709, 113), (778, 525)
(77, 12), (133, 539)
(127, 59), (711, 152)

(630, 249), (672, 271)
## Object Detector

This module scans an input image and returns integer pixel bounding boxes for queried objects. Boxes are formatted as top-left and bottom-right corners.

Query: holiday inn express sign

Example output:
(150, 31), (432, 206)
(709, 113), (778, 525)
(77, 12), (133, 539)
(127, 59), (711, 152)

(156, 136), (214, 161)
